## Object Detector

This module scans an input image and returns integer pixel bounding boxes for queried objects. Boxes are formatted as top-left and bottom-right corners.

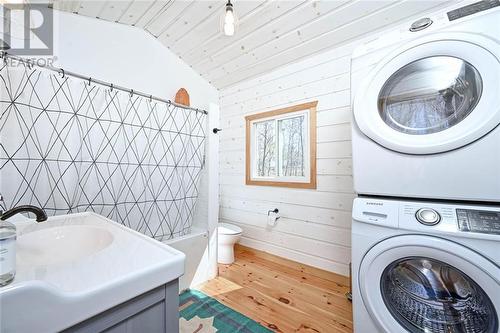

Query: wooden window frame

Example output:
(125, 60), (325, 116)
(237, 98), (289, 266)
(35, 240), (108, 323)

(245, 101), (317, 189)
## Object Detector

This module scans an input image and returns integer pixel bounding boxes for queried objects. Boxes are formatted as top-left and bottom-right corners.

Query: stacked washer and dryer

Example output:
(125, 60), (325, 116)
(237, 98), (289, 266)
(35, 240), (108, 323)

(350, 1), (500, 333)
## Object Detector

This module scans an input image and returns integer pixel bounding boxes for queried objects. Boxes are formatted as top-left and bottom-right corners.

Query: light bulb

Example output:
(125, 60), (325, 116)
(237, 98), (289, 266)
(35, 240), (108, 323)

(224, 22), (235, 36)
(224, 8), (234, 24)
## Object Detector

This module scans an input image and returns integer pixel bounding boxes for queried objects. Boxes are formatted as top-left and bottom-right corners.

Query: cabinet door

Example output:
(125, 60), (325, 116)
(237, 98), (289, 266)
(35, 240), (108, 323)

(64, 280), (179, 333)
(103, 302), (166, 333)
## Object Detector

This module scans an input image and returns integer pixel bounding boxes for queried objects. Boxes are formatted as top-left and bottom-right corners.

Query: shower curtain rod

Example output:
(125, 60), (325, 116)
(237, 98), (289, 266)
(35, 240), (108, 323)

(0, 52), (208, 115)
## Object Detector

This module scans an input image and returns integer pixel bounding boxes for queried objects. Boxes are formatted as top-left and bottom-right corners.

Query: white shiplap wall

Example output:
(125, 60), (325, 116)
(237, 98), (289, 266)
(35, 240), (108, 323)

(219, 43), (358, 276)
(217, 0), (470, 277)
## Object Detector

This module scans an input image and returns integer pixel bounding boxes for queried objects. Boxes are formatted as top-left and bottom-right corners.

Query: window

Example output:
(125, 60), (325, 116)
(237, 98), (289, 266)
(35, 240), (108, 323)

(245, 101), (317, 188)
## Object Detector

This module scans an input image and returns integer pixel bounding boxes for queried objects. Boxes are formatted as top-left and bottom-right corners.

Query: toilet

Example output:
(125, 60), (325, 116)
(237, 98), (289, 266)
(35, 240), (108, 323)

(217, 223), (242, 264)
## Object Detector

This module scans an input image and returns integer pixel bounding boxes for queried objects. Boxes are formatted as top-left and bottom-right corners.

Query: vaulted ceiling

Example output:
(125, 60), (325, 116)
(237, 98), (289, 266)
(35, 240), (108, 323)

(51, 0), (455, 89)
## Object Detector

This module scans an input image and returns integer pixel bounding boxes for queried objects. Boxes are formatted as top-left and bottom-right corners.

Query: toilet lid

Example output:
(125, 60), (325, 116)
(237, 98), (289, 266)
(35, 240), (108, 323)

(218, 223), (243, 235)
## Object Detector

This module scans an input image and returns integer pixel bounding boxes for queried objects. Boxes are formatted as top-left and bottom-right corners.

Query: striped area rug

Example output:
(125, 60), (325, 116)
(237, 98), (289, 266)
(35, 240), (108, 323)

(180, 289), (273, 333)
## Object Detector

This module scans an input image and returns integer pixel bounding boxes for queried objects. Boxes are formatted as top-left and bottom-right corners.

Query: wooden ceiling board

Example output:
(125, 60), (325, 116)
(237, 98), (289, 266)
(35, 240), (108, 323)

(77, 1), (107, 17)
(195, 0), (357, 75)
(144, 1), (193, 36)
(176, 0), (273, 63)
(202, 0), (396, 79)
(117, 0), (155, 25)
(133, 1), (173, 29)
(184, 0), (304, 66)
(157, 1), (226, 47)
(50, 0), (460, 89)
(52, 0), (81, 13)
(171, 7), (224, 57)
(211, 0), (455, 87)
(96, 1), (133, 22)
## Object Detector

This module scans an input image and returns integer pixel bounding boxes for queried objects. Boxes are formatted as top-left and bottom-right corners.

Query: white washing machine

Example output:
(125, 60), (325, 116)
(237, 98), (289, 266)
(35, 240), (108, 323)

(351, 1), (500, 202)
(352, 197), (500, 333)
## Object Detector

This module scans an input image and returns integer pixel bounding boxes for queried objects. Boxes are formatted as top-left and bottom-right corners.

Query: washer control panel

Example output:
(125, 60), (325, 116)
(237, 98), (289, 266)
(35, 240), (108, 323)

(456, 209), (500, 235)
(416, 208), (441, 226)
(353, 198), (500, 238)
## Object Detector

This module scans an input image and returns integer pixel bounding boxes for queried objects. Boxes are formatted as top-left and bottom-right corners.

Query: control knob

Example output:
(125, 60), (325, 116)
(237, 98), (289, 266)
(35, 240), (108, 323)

(415, 208), (441, 226)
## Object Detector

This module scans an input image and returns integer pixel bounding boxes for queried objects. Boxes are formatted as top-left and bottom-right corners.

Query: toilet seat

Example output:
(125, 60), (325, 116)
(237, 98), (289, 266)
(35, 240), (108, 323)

(218, 223), (242, 235)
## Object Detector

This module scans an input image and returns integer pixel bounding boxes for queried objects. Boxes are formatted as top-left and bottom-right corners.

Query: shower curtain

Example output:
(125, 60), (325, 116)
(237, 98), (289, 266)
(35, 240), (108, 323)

(0, 62), (207, 240)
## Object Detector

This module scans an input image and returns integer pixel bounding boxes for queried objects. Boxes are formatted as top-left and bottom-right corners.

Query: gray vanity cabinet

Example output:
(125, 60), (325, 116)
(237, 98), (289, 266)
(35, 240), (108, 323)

(62, 280), (179, 333)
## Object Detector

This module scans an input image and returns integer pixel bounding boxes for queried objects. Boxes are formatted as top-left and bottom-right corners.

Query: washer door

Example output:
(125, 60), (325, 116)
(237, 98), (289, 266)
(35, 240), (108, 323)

(359, 235), (500, 333)
(353, 33), (500, 154)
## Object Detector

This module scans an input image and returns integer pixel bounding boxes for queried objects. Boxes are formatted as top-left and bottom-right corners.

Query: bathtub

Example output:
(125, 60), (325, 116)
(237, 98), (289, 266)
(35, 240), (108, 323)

(162, 227), (210, 291)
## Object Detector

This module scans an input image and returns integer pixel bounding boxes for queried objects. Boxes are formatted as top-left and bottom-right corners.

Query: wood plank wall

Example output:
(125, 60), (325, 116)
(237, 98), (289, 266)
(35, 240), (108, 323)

(218, 42), (359, 276)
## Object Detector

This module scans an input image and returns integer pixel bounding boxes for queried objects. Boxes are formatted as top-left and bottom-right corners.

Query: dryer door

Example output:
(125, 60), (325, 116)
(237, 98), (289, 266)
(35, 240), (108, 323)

(358, 235), (500, 333)
(353, 33), (500, 154)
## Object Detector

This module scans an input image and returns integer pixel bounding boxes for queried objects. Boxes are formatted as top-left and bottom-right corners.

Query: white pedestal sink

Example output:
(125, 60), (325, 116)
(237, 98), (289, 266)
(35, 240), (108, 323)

(0, 213), (185, 332)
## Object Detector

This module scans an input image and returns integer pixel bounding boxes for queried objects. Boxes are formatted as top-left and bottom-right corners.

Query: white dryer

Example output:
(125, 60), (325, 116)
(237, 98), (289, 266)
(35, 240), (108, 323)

(351, 2), (500, 201)
(352, 197), (500, 333)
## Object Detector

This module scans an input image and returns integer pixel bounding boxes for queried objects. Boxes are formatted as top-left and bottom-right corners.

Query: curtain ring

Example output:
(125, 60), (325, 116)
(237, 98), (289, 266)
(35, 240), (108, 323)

(149, 95), (153, 102)
(60, 68), (65, 78)
(130, 89), (134, 98)
(110, 83), (113, 92)
(88, 77), (91, 86)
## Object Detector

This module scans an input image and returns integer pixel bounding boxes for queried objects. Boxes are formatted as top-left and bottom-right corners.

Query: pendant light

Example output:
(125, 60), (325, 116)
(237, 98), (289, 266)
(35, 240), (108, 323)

(221, 0), (237, 36)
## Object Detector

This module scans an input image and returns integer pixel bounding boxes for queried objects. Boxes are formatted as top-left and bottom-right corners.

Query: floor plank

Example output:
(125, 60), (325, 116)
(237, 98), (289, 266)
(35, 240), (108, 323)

(197, 244), (353, 333)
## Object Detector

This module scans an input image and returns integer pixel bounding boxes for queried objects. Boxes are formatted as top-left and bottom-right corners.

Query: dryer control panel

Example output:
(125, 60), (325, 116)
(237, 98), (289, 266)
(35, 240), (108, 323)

(457, 209), (500, 235)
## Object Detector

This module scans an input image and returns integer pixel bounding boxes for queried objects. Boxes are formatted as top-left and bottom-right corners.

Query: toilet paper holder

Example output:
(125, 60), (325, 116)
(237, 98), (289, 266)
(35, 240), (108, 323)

(268, 208), (279, 215)
(267, 208), (280, 227)
(267, 208), (281, 220)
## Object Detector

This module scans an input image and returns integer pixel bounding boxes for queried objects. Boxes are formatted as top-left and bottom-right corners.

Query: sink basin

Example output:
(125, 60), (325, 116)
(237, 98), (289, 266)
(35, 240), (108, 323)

(0, 212), (185, 333)
(17, 225), (114, 266)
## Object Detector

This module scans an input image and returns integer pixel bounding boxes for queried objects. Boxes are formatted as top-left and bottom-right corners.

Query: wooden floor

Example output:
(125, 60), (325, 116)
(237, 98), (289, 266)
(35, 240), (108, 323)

(197, 245), (353, 333)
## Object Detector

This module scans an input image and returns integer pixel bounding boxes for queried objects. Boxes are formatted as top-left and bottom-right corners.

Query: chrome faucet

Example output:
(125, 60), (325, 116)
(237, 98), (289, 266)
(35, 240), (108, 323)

(0, 196), (47, 222)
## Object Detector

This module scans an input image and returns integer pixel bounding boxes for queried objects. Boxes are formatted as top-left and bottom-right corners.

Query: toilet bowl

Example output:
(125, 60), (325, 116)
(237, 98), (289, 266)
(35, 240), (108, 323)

(217, 223), (242, 264)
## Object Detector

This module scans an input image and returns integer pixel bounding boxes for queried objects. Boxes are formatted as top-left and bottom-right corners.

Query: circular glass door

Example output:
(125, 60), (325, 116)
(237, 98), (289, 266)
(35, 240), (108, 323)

(381, 257), (498, 333)
(378, 57), (483, 135)
(353, 34), (500, 154)
(358, 235), (500, 333)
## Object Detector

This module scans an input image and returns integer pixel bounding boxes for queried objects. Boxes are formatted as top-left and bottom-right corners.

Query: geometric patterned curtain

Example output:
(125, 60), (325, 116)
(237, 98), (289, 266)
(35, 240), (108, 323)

(0, 62), (206, 240)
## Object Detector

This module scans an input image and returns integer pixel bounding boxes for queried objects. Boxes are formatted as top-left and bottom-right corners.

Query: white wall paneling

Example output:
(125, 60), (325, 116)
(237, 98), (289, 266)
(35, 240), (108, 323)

(219, 41), (357, 275)
(220, 197), (352, 228)
(218, 0), (469, 275)
(239, 236), (349, 274)
(216, 46), (354, 277)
